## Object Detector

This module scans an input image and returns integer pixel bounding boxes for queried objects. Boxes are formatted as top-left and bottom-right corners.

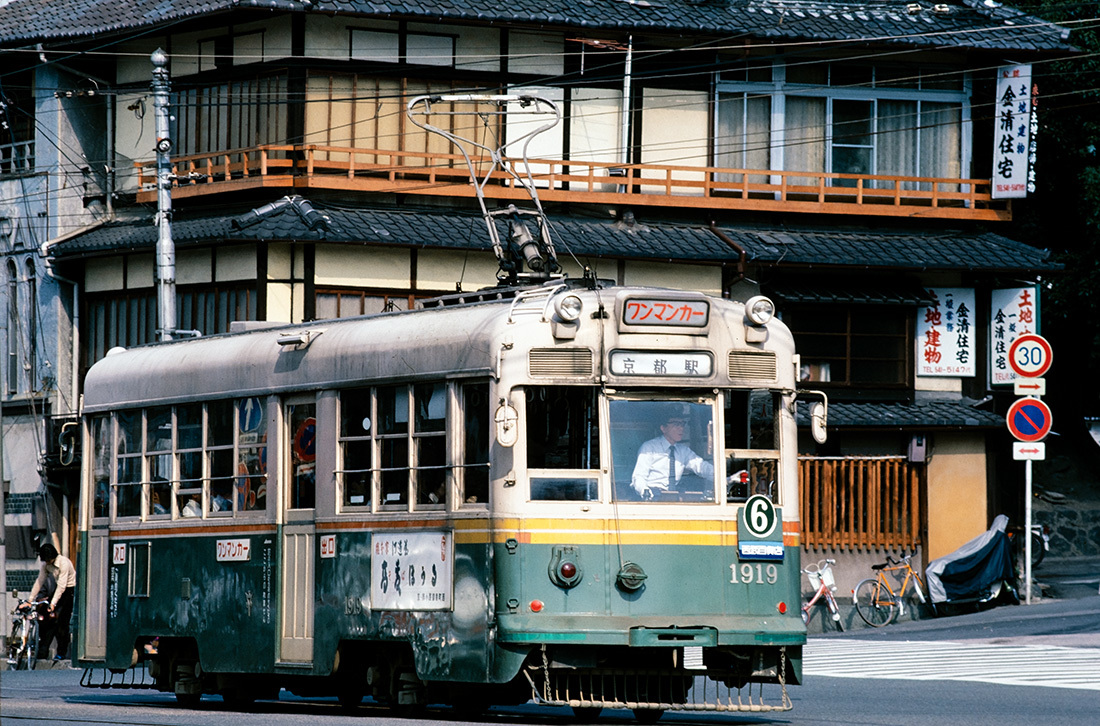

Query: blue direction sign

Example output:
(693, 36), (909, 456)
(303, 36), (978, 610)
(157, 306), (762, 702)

(1006, 397), (1052, 442)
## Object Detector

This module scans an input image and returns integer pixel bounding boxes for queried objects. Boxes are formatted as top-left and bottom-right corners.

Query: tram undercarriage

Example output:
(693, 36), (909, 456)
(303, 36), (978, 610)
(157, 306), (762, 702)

(525, 644), (796, 715)
(84, 638), (795, 715)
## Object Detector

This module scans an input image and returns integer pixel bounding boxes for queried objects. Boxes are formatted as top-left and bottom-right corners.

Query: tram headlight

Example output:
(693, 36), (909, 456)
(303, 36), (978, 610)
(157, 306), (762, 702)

(554, 294), (583, 322)
(745, 295), (775, 326)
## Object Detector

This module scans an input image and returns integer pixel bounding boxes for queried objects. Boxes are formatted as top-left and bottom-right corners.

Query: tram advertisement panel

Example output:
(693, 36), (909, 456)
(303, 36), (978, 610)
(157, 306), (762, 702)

(371, 531), (453, 610)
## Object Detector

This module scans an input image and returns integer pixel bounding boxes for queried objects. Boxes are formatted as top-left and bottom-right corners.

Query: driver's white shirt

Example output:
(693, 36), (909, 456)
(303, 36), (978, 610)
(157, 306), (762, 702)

(630, 436), (714, 494)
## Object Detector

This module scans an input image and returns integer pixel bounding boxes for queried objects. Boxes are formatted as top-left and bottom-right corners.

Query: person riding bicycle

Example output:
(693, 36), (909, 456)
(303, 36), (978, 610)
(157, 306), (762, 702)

(23, 543), (76, 661)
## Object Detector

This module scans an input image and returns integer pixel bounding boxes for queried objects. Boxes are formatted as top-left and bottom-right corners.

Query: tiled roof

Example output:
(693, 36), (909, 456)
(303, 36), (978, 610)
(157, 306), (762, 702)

(768, 280), (935, 305)
(50, 205), (1058, 274)
(0, 0), (1072, 52)
(48, 205), (734, 262)
(795, 399), (1005, 428)
(719, 226), (1060, 272)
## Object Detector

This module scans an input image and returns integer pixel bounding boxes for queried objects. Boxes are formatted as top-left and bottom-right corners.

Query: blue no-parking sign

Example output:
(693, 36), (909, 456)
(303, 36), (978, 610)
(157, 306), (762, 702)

(1006, 397), (1052, 442)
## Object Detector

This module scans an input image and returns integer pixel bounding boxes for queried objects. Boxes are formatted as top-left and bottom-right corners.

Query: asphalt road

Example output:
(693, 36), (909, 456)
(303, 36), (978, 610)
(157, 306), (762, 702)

(3, 557), (1097, 725)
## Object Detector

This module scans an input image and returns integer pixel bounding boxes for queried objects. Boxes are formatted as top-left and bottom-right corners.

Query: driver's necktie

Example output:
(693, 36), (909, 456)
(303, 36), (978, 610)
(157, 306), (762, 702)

(668, 445), (676, 489)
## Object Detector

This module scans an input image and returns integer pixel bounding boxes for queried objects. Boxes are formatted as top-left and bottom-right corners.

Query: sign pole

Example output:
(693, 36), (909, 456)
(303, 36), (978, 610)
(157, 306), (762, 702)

(1024, 459), (1032, 605)
(1006, 332), (1053, 607)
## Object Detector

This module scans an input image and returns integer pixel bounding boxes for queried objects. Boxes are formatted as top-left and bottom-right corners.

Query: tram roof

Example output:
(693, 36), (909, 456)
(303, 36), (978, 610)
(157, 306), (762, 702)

(82, 292), (518, 411)
(82, 284), (767, 411)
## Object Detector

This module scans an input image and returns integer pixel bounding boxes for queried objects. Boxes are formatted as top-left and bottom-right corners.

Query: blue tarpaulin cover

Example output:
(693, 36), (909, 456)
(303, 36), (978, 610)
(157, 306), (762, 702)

(926, 514), (1017, 604)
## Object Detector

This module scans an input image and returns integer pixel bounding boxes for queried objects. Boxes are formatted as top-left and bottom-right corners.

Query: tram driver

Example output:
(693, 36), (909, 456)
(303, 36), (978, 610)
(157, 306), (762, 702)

(630, 404), (716, 500)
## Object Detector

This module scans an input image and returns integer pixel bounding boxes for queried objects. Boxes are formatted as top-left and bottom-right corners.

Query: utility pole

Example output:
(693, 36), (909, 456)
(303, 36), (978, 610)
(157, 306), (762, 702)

(618, 35), (633, 195)
(151, 49), (176, 342)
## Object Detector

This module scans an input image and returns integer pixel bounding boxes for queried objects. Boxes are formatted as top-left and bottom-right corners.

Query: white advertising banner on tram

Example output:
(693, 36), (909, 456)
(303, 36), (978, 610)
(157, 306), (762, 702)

(918, 287), (975, 377)
(370, 531), (453, 610)
(991, 287), (1039, 386)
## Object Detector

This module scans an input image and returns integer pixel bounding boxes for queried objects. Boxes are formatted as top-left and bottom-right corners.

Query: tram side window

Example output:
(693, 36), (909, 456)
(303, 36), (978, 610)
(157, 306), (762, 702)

(91, 415), (111, 519)
(461, 381), (490, 506)
(414, 382), (447, 507)
(378, 385), (410, 507)
(146, 407), (173, 518)
(206, 400), (235, 515)
(176, 404), (206, 516)
(724, 390), (779, 503)
(236, 397), (268, 513)
(526, 387), (600, 469)
(339, 387), (373, 508)
(288, 402), (317, 509)
(115, 410), (142, 518)
(526, 386), (600, 502)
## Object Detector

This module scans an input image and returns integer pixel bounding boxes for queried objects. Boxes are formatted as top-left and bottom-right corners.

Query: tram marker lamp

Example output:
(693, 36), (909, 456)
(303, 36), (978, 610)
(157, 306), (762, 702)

(744, 295), (775, 326)
(549, 546), (583, 589)
(554, 294), (583, 322)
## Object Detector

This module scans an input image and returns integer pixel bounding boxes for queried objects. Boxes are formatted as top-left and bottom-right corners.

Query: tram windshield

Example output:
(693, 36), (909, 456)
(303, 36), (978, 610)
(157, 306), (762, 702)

(609, 398), (717, 503)
(607, 390), (782, 504)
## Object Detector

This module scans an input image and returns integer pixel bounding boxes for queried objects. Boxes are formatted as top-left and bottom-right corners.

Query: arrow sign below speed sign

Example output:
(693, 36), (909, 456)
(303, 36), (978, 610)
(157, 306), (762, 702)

(1006, 397), (1053, 442)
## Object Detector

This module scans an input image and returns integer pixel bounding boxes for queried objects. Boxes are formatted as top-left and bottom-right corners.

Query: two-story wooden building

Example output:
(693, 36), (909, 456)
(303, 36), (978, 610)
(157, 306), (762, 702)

(0, 0), (1070, 595)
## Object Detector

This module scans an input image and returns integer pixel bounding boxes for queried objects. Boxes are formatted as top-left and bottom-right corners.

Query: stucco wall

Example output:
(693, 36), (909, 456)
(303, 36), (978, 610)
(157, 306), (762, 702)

(926, 432), (988, 560)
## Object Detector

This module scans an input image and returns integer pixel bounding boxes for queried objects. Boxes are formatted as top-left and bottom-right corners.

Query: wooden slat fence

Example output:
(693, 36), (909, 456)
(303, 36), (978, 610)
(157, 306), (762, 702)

(799, 455), (923, 551)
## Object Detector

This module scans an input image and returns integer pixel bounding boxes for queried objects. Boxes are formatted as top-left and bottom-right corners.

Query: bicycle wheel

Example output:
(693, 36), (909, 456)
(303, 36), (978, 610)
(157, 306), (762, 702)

(26, 618), (39, 670)
(825, 592), (845, 632)
(854, 578), (898, 627)
(9, 622), (26, 669)
(1031, 532), (1045, 567)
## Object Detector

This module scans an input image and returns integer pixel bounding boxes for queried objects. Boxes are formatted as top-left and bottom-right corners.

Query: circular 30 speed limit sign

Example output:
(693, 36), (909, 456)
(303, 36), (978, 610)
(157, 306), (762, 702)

(1008, 333), (1052, 378)
(742, 494), (778, 538)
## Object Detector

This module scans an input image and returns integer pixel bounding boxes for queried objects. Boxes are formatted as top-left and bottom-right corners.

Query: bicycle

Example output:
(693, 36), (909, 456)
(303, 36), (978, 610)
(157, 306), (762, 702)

(852, 552), (929, 627)
(801, 559), (844, 631)
(7, 598), (49, 670)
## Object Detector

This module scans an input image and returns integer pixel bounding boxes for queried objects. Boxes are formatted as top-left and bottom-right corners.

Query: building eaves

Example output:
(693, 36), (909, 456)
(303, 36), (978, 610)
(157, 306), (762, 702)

(795, 399), (1004, 428)
(47, 206), (733, 263)
(717, 226), (1061, 274)
(0, 0), (1073, 53)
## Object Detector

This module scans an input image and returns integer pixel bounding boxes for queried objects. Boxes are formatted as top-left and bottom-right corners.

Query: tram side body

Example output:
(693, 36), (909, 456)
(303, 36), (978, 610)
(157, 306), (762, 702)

(75, 285), (805, 709)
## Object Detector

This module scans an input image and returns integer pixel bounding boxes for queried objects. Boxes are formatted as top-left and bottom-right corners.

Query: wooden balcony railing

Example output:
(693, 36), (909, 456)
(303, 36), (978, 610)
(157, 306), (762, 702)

(799, 455), (923, 551)
(136, 144), (1010, 222)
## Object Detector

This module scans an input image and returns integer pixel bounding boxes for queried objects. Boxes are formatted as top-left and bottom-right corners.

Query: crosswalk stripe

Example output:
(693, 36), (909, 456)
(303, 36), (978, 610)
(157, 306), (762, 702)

(804, 639), (1100, 691)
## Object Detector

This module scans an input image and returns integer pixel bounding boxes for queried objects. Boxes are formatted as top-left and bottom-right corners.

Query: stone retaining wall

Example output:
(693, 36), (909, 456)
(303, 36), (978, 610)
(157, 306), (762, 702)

(1034, 504), (1100, 558)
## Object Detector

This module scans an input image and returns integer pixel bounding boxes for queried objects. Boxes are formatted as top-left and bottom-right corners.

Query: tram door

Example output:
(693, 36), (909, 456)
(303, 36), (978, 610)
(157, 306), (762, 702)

(279, 397), (317, 663)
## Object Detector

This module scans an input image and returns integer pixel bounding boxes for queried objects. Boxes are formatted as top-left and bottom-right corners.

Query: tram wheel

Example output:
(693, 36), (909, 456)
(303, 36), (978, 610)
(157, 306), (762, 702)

(175, 691), (202, 708)
(632, 708), (664, 723)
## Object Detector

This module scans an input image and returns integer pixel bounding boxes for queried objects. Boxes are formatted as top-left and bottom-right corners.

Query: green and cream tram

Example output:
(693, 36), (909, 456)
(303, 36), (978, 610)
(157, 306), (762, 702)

(76, 280), (807, 716)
